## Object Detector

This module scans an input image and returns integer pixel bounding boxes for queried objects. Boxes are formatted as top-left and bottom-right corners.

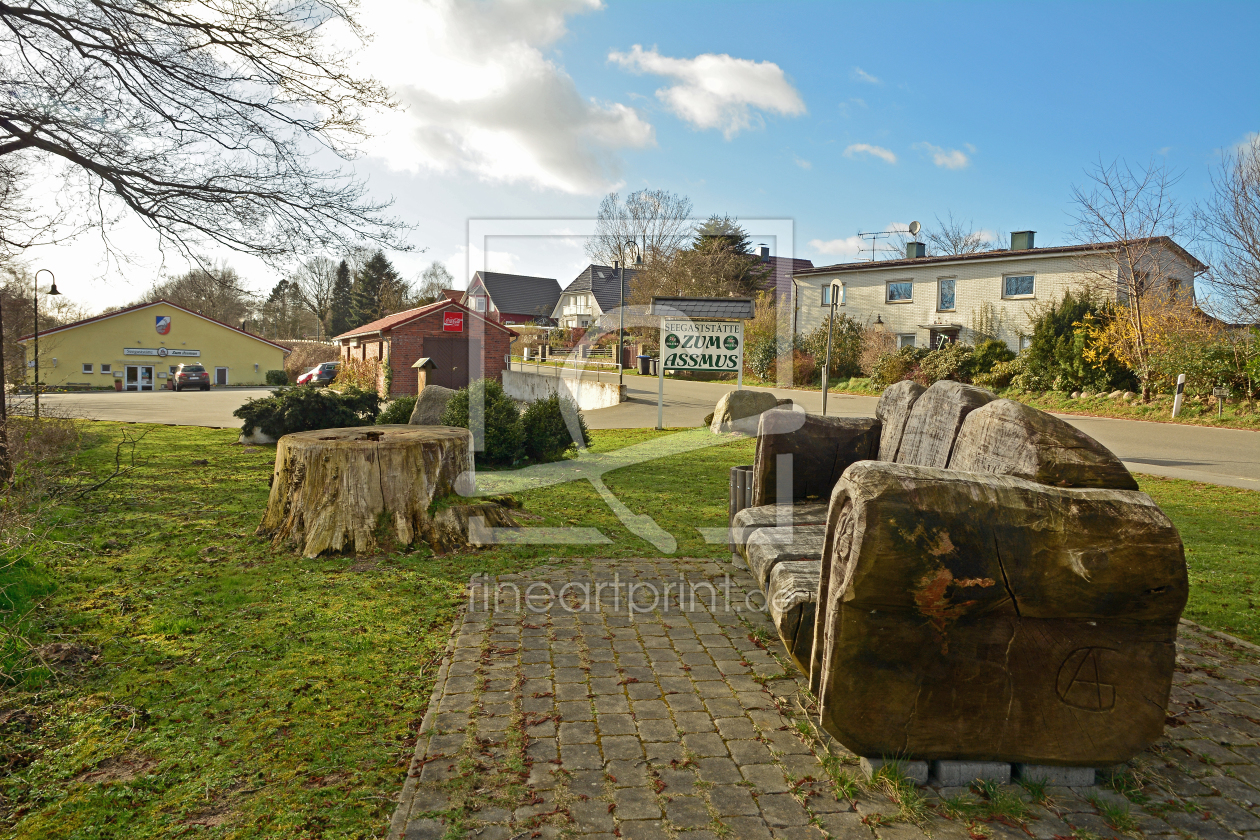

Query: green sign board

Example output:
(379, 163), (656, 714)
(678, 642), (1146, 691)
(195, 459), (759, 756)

(661, 319), (743, 372)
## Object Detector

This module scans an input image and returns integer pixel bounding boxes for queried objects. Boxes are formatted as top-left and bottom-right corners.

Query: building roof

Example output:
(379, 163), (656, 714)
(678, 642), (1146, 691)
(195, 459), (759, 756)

(562, 264), (642, 314)
(649, 297), (755, 320)
(471, 271), (562, 318)
(333, 299), (517, 340)
(441, 289), (463, 303)
(794, 236), (1207, 277)
(15, 298), (291, 352)
(755, 256), (814, 297)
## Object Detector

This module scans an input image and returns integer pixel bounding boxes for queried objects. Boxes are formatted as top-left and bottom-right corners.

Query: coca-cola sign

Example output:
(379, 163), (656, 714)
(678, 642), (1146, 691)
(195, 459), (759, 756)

(443, 311), (464, 332)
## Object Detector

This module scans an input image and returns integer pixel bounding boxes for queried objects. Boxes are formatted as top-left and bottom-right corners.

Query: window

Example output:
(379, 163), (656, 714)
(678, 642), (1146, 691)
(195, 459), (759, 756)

(100, 364), (112, 374)
(897, 334), (917, 349)
(1019, 336), (1032, 352)
(474, 296), (485, 311)
(82, 363), (94, 374)
(1003, 274), (1035, 298)
(938, 278), (956, 311)
(169, 365), (178, 374)
(886, 281), (913, 303)
(820, 284), (845, 306)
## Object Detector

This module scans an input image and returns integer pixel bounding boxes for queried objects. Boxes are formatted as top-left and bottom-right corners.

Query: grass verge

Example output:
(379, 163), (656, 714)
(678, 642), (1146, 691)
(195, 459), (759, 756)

(0, 420), (1255, 837)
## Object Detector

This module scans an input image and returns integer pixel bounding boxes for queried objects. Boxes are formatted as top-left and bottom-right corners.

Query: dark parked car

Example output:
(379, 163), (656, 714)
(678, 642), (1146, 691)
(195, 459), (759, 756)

(296, 361), (340, 386)
(170, 363), (210, 391)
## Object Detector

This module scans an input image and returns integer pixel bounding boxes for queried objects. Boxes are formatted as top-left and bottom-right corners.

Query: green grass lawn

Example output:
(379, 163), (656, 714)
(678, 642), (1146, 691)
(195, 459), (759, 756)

(0, 421), (1255, 838)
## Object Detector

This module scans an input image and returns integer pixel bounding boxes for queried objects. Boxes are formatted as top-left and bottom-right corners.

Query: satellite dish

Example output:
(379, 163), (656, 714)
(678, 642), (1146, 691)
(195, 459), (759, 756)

(908, 221), (921, 237)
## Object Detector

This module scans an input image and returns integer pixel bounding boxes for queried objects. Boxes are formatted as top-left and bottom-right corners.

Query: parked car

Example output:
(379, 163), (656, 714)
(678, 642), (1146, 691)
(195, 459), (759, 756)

(170, 363), (210, 391)
(296, 361), (340, 386)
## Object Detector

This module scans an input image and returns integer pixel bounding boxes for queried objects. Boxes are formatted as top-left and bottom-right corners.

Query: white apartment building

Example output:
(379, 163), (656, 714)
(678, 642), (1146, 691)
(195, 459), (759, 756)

(792, 232), (1205, 351)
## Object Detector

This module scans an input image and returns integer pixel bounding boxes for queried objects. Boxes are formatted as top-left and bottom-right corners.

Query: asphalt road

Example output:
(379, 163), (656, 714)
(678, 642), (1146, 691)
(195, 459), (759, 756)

(35, 379), (1260, 490)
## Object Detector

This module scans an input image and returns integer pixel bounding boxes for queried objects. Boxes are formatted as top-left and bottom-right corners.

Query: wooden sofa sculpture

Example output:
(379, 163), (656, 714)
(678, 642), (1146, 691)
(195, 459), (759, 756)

(730, 380), (1187, 767)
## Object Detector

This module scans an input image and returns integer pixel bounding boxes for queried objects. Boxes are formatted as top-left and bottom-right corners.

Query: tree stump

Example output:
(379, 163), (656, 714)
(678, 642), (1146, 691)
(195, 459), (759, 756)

(257, 425), (481, 557)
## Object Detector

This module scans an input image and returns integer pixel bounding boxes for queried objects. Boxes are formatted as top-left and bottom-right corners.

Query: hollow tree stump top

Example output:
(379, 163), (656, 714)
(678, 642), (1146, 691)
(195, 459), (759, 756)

(258, 424), (475, 557)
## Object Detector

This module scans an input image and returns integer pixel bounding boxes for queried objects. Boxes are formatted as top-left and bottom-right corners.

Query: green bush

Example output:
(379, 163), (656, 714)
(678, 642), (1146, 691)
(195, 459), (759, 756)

(1025, 290), (1135, 392)
(743, 334), (779, 380)
(870, 346), (928, 389)
(919, 343), (974, 385)
(522, 393), (590, 463)
(264, 369), (288, 386)
(440, 379), (524, 467)
(969, 339), (1016, 378)
(233, 386), (381, 438)
(799, 314), (864, 380)
(376, 395), (418, 425)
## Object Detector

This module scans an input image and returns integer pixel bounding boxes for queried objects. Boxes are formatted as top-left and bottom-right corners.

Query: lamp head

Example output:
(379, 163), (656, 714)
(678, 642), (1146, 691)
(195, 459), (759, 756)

(47, 282), (61, 296)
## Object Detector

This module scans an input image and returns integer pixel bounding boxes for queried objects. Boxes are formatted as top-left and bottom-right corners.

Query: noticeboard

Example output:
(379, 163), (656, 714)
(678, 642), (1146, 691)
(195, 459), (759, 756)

(660, 319), (742, 372)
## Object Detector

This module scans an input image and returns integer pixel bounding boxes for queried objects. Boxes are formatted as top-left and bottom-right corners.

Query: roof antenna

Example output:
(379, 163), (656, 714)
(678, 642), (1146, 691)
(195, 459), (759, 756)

(856, 229), (891, 262)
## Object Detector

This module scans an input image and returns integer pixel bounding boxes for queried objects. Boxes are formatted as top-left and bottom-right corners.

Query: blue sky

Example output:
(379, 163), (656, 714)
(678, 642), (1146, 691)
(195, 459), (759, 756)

(33, 0), (1260, 312)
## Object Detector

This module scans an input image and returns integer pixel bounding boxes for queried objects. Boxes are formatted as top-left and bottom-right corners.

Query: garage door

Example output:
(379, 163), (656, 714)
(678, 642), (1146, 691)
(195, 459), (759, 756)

(426, 337), (480, 389)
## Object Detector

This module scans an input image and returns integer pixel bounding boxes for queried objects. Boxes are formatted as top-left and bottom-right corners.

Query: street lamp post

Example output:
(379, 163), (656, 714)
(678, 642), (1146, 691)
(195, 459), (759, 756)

(820, 282), (841, 416)
(618, 239), (642, 386)
(32, 269), (62, 420)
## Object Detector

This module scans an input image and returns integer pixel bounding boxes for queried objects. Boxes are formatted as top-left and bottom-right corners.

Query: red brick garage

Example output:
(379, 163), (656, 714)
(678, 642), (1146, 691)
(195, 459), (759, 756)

(334, 300), (516, 397)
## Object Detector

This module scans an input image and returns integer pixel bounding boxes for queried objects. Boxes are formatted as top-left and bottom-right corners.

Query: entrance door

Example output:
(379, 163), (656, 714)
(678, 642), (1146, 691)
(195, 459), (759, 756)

(215, 367), (228, 386)
(426, 337), (480, 389)
(125, 365), (155, 391)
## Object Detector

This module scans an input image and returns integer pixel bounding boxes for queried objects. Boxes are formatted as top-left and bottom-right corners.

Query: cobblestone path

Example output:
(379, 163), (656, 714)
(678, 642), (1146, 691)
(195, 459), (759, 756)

(390, 558), (1260, 839)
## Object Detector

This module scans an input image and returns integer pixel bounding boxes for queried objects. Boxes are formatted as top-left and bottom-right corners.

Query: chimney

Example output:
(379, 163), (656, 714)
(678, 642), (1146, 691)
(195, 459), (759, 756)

(1011, 231), (1035, 250)
(758, 244), (770, 261)
(906, 241), (926, 259)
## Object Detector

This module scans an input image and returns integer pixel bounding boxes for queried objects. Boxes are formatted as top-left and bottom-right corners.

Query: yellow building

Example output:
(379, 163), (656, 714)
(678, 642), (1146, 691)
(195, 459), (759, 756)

(18, 299), (289, 390)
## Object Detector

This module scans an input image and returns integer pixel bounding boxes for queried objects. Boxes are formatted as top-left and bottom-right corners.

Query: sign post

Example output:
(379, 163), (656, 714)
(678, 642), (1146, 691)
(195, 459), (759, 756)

(1171, 373), (1186, 418)
(1213, 385), (1230, 419)
(648, 297), (754, 433)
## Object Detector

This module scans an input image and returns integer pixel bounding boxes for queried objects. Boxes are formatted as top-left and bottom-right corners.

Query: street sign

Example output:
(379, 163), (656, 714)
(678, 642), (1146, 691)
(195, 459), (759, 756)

(660, 319), (742, 373)
(1212, 386), (1230, 398)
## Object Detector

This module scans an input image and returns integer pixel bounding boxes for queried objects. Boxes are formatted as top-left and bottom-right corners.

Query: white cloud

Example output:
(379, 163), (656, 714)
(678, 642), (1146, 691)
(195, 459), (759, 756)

(914, 142), (970, 169)
(608, 45), (806, 139)
(809, 235), (865, 257)
(354, 0), (653, 194)
(843, 143), (897, 164)
(852, 67), (881, 85)
(793, 155), (812, 170)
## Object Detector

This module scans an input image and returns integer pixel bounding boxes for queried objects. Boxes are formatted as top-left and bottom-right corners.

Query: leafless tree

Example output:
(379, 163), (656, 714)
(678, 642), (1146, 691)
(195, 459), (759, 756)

(882, 212), (999, 259)
(586, 189), (693, 267)
(1071, 158), (1199, 398)
(140, 263), (255, 326)
(289, 256), (338, 337)
(0, 0), (408, 270)
(1197, 135), (1260, 323)
(417, 261), (453, 305)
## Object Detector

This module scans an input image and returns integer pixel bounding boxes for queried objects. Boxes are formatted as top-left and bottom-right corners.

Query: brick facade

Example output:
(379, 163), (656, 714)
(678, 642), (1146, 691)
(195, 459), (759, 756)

(336, 302), (514, 397)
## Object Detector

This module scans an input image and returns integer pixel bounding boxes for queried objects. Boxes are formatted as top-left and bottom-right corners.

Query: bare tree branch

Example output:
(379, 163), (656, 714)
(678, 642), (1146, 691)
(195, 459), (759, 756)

(1197, 136), (1260, 324)
(586, 189), (693, 268)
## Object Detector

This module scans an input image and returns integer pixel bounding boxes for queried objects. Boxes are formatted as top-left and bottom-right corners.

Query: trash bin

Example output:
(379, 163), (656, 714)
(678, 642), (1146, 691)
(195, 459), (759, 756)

(649, 357), (659, 376)
(637, 354), (651, 375)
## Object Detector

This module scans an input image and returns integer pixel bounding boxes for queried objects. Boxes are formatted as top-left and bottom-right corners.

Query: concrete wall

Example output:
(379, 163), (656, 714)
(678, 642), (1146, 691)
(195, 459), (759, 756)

(502, 369), (623, 411)
(19, 302), (287, 388)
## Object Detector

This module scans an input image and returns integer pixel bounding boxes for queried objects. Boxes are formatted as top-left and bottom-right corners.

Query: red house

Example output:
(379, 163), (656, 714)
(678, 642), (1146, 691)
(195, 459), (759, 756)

(333, 300), (516, 396)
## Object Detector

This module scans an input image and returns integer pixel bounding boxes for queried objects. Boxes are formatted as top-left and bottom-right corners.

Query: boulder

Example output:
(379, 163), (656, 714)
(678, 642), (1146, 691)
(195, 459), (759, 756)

(949, 399), (1138, 490)
(752, 410), (881, 506)
(875, 380), (926, 461)
(813, 461), (1187, 766)
(710, 389), (779, 435)
(895, 381), (995, 468)
(409, 384), (456, 425)
(1109, 390), (1124, 399)
(239, 429), (277, 445)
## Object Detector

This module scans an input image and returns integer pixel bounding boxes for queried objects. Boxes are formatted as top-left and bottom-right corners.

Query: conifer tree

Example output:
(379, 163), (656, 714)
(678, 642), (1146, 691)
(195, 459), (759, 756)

(328, 260), (354, 335)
